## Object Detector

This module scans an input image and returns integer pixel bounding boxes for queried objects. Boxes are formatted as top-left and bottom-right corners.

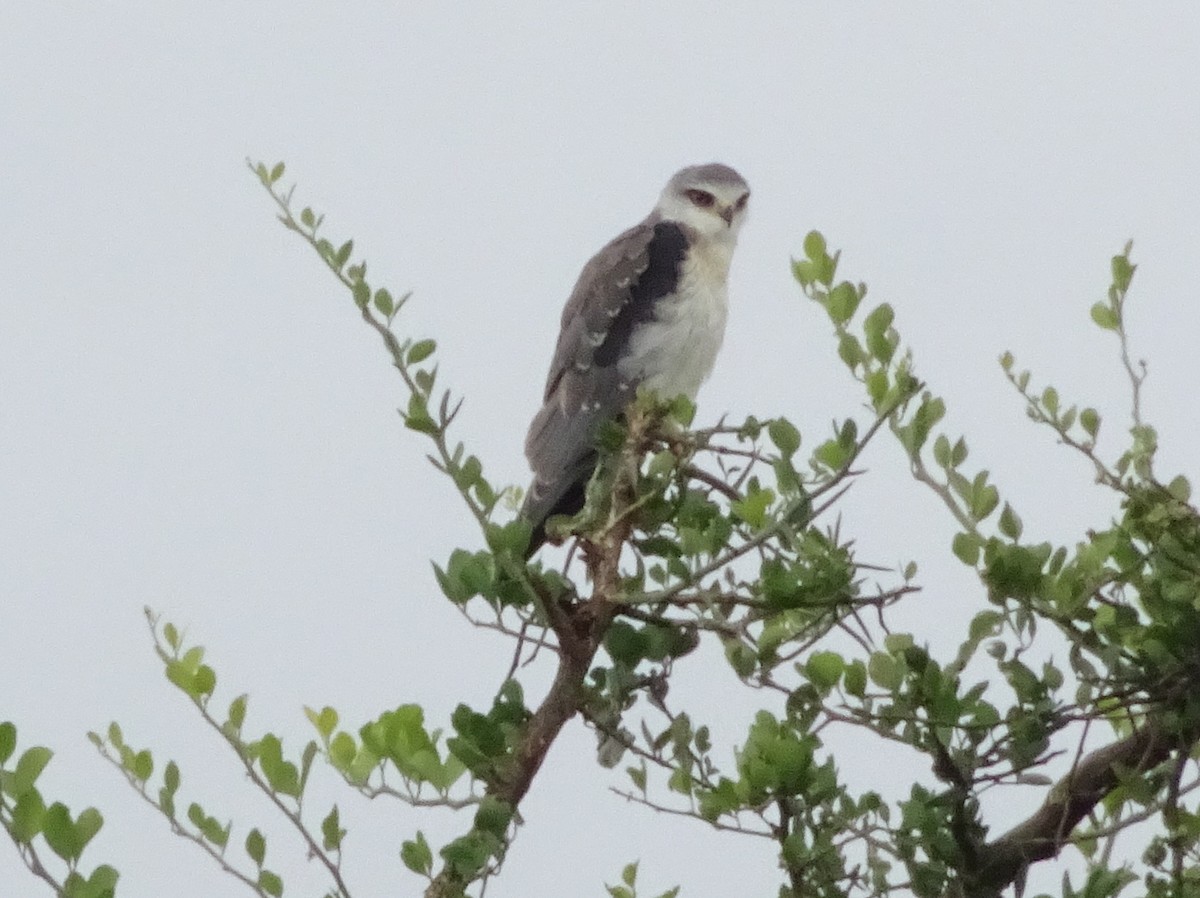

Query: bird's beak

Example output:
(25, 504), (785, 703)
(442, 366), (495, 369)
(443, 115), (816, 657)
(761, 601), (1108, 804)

(719, 205), (734, 226)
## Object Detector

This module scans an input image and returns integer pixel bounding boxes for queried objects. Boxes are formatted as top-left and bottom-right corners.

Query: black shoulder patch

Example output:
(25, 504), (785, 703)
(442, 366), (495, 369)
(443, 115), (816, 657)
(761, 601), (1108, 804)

(593, 221), (689, 368)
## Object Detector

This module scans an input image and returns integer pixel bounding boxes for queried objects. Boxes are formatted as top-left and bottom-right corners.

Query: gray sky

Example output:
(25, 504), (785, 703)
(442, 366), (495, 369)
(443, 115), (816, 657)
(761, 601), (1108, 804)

(3, 5), (1199, 896)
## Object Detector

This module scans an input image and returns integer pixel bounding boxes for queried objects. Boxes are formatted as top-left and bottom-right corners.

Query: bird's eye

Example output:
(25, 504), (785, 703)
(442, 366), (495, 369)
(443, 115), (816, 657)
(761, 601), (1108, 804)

(735, 193), (749, 210)
(685, 189), (715, 208)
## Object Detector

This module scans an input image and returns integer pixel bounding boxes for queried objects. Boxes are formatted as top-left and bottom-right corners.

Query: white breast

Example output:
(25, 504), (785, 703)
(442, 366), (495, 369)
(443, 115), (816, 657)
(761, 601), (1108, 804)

(619, 239), (732, 400)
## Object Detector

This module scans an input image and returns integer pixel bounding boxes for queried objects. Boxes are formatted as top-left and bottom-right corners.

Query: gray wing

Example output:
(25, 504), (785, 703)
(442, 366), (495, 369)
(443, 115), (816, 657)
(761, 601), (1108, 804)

(521, 217), (661, 536)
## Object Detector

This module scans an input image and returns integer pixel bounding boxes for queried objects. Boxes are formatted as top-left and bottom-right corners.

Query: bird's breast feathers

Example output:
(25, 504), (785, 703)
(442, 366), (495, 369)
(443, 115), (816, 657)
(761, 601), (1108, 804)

(619, 237), (733, 401)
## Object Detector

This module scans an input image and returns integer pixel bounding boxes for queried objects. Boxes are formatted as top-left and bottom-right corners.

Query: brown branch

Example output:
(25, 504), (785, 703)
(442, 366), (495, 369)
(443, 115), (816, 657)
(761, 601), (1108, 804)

(965, 717), (1196, 897)
(423, 413), (659, 898)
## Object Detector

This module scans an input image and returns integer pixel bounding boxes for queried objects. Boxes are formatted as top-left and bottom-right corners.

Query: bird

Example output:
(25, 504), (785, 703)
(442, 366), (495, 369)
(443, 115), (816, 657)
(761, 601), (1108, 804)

(521, 163), (750, 555)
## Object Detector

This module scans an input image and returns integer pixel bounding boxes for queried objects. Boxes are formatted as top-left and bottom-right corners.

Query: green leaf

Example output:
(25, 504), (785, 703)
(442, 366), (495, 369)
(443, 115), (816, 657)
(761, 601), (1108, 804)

(42, 802), (81, 862)
(401, 831), (434, 877)
(863, 303), (896, 361)
(1090, 302), (1118, 330)
(1167, 475), (1192, 502)
(932, 434), (951, 468)
(826, 282), (860, 325)
(731, 486), (775, 529)
(834, 334), (863, 370)
(790, 258), (814, 286)
(998, 503), (1023, 540)
(305, 706), (339, 741)
(372, 288), (394, 316)
(868, 652), (903, 690)
(767, 418), (801, 458)
(803, 231), (826, 262)
(404, 393), (438, 435)
(969, 610), (1003, 641)
(257, 870), (283, 897)
(622, 861), (638, 887)
(246, 828), (266, 867)
(226, 695), (247, 732)
(1079, 407), (1100, 440)
(85, 864), (119, 895)
(668, 394), (696, 426)
(131, 749), (153, 782)
(10, 789), (46, 842)
(257, 735), (301, 797)
(352, 280), (370, 309)
(1111, 252), (1134, 292)
(322, 805), (346, 852)
(11, 746), (53, 798)
(724, 640), (756, 678)
(408, 339), (437, 365)
(0, 721), (15, 764)
(193, 664), (216, 698)
(805, 651), (845, 691)
(268, 162), (285, 183)
(952, 532), (981, 566)
(843, 660), (867, 697)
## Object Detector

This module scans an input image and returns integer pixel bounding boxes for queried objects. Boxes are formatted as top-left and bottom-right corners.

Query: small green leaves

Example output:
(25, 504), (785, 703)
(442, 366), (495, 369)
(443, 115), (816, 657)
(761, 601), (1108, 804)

(401, 830), (433, 877)
(257, 869), (283, 897)
(42, 803), (103, 864)
(868, 651), (904, 690)
(186, 802), (230, 848)
(305, 706), (339, 743)
(254, 734), (301, 798)
(826, 282), (861, 325)
(1111, 247), (1135, 293)
(322, 806), (346, 853)
(226, 694), (248, 735)
(373, 287), (395, 316)
(165, 645), (217, 703)
(407, 339), (436, 364)
(863, 303), (897, 363)
(813, 419), (858, 471)
(952, 531), (982, 566)
(403, 393), (439, 435)
(10, 745), (53, 798)
(805, 651), (845, 692)
(1167, 474), (1192, 502)
(803, 231), (826, 261)
(434, 549), (496, 605)
(159, 761), (180, 818)
(731, 484), (775, 529)
(1090, 302), (1119, 330)
(357, 703), (466, 792)
(998, 503), (1024, 541)
(0, 722), (14, 766)
(245, 827), (266, 867)
(768, 418), (801, 458)
(792, 230), (839, 287)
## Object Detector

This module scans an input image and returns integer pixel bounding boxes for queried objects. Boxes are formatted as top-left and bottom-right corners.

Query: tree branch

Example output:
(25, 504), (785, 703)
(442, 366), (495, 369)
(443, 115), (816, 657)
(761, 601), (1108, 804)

(965, 717), (1194, 896)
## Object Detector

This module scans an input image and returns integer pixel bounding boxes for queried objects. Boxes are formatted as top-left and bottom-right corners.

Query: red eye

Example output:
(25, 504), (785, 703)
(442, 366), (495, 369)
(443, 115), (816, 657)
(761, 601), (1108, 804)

(685, 189), (715, 208)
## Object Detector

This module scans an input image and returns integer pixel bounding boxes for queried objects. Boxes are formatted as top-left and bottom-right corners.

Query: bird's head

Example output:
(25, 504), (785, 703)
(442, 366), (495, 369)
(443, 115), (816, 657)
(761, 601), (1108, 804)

(655, 163), (750, 242)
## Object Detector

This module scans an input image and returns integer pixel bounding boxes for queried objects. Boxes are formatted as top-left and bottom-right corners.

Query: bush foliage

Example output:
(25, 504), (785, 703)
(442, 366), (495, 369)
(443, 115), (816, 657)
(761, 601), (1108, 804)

(4, 162), (1198, 898)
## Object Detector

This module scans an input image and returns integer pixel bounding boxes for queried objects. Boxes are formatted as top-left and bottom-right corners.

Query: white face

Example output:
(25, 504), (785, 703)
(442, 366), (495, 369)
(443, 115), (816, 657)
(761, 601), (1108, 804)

(655, 178), (751, 241)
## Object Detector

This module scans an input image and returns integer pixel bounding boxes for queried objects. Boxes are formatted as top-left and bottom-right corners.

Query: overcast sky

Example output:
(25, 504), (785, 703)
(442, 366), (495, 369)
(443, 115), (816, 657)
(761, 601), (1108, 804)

(3, 5), (1199, 897)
